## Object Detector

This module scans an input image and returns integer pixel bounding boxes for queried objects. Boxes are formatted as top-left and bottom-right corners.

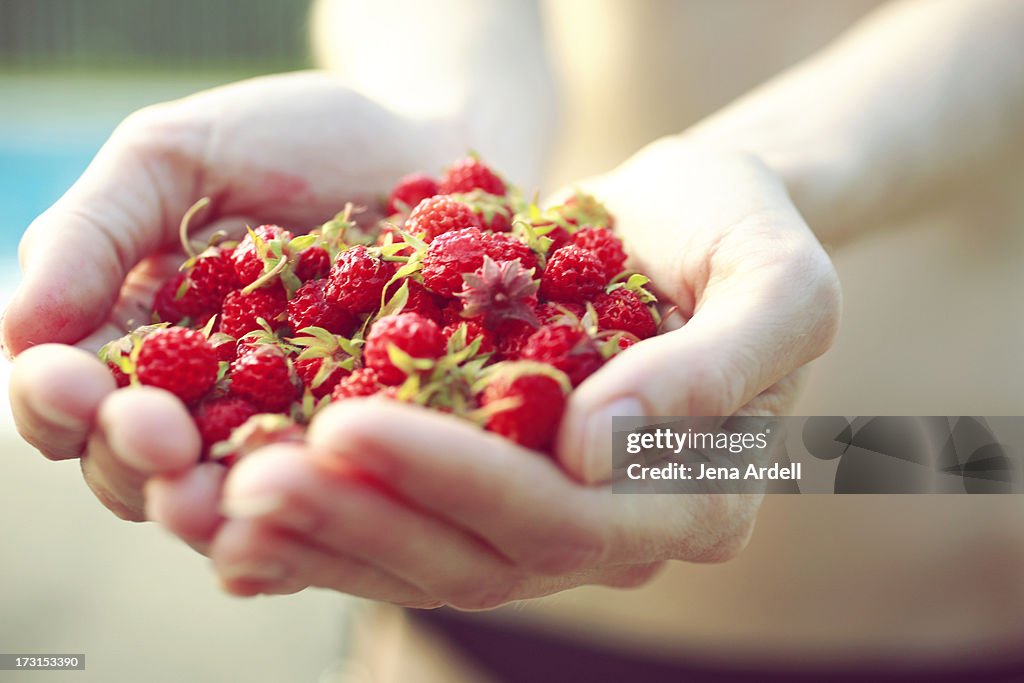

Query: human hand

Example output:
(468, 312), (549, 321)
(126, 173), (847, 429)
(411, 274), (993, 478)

(4, 71), (463, 524)
(148, 139), (840, 604)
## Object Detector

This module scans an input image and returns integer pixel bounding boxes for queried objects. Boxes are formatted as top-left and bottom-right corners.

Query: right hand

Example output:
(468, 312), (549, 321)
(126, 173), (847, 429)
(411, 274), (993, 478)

(3, 71), (463, 536)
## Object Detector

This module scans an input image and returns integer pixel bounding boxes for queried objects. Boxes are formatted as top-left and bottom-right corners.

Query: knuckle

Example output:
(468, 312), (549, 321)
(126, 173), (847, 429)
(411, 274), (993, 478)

(446, 576), (522, 612)
(603, 562), (663, 589)
(527, 528), (609, 575)
(690, 493), (760, 563)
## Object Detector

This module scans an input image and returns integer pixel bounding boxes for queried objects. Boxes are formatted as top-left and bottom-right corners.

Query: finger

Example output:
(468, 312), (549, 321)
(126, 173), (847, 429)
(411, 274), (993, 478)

(146, 463), (228, 545)
(1, 106), (205, 355)
(8, 344), (116, 460)
(221, 445), (527, 610)
(210, 518), (434, 605)
(80, 386), (201, 520)
(557, 212), (841, 484)
(308, 400), (610, 577)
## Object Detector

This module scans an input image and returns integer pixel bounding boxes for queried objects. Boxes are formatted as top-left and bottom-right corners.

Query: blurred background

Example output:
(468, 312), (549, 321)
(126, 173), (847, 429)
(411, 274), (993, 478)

(0, 2), (360, 682)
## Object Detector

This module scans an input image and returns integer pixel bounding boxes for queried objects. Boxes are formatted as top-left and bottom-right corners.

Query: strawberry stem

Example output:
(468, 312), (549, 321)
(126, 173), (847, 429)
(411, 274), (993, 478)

(178, 196), (212, 259)
(241, 254), (288, 295)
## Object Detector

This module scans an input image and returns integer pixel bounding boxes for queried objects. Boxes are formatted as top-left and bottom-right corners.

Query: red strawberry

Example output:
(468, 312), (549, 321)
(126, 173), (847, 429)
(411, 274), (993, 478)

(594, 288), (656, 340)
(545, 225), (572, 253)
(539, 245), (607, 303)
(192, 396), (258, 454)
(386, 172), (439, 215)
(550, 191), (615, 229)
(451, 190), (514, 232)
(152, 273), (206, 324)
(220, 286), (287, 339)
(404, 279), (445, 324)
(326, 245), (395, 315)
(332, 367), (386, 400)
(107, 361), (130, 388)
(493, 318), (537, 359)
(404, 195), (482, 243)
(536, 301), (585, 325)
(232, 225), (293, 285)
(229, 345), (299, 412)
(188, 247), (240, 311)
(439, 157), (506, 196)
(363, 312), (445, 385)
(481, 372), (567, 451)
(295, 357), (348, 399)
(135, 326), (218, 403)
(295, 246), (330, 281)
(208, 414), (304, 467)
(288, 279), (355, 334)
(442, 319), (495, 355)
(520, 323), (604, 386)
(485, 233), (538, 273)
(421, 227), (489, 297)
(571, 227), (627, 281)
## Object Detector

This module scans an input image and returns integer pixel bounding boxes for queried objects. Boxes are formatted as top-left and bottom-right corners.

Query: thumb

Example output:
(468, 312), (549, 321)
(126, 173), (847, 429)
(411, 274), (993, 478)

(555, 215), (841, 484)
(1, 108), (204, 357)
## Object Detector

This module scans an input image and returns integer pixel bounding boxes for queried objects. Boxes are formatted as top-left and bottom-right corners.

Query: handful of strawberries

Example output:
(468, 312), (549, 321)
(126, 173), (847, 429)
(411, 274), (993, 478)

(100, 157), (662, 464)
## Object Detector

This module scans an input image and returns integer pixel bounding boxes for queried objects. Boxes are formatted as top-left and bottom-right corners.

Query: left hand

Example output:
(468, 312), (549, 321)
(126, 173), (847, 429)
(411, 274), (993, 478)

(149, 138), (841, 604)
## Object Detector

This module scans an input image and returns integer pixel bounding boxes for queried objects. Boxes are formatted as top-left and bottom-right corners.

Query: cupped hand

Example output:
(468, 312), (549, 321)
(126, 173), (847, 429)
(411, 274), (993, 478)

(4, 71), (462, 523)
(150, 139), (841, 604)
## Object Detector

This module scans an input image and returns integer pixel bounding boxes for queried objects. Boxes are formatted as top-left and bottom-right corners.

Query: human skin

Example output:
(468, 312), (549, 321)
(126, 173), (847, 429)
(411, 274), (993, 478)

(3, 70), (839, 605)
(8, 0), (1023, 608)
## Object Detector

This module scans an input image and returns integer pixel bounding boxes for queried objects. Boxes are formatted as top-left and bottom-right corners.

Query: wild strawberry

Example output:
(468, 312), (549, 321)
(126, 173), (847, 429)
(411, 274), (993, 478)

(493, 318), (537, 359)
(536, 301), (585, 325)
(458, 256), (539, 329)
(135, 326), (218, 403)
(288, 279), (355, 334)
(571, 227), (627, 281)
(539, 245), (607, 303)
(363, 312), (445, 385)
(520, 323), (604, 386)
(404, 279), (445, 324)
(107, 361), (130, 388)
(387, 172), (439, 215)
(439, 157), (505, 196)
(326, 245), (395, 315)
(404, 195), (481, 243)
(421, 227), (489, 297)
(232, 225), (293, 286)
(545, 225), (572, 252)
(209, 414), (305, 467)
(229, 345), (299, 412)
(450, 190), (514, 232)
(220, 285), (287, 339)
(192, 396), (258, 454)
(188, 247), (240, 310)
(485, 233), (538, 273)
(295, 357), (348, 399)
(152, 273), (206, 324)
(290, 328), (358, 399)
(594, 288), (656, 340)
(481, 371), (569, 451)
(442, 320), (495, 355)
(295, 246), (330, 281)
(550, 191), (615, 229)
(332, 367), (385, 400)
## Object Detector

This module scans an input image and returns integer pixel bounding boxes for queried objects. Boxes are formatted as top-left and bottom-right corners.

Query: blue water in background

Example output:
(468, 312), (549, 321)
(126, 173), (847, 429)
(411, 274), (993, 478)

(0, 138), (102, 265)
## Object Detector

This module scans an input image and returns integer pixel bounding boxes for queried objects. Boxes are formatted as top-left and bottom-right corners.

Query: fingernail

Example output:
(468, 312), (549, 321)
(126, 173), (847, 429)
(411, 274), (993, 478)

(582, 397), (645, 484)
(220, 560), (288, 582)
(221, 494), (320, 535)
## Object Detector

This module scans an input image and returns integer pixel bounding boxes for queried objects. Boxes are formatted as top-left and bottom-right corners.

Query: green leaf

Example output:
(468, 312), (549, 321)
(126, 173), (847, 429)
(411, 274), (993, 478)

(376, 279), (410, 320)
